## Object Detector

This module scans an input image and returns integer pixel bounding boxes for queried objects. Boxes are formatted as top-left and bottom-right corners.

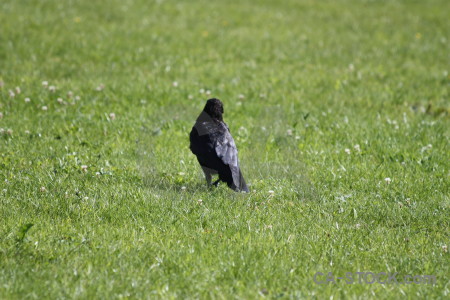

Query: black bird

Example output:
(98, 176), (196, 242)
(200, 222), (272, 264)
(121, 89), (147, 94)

(190, 98), (249, 192)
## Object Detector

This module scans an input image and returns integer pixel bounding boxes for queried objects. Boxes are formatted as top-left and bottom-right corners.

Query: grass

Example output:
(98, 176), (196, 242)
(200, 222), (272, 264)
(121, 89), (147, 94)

(0, 0), (449, 298)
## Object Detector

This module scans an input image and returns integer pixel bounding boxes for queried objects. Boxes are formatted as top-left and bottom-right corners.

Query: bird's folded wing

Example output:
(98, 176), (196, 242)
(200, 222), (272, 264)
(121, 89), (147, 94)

(215, 130), (241, 187)
(214, 127), (238, 167)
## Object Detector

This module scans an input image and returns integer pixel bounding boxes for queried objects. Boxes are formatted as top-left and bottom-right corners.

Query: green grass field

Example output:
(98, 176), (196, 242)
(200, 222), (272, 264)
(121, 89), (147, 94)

(1, 0), (449, 298)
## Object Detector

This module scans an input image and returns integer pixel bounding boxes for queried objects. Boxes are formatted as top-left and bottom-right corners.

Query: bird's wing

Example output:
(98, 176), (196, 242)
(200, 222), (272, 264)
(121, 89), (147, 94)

(214, 123), (244, 188)
(214, 123), (238, 167)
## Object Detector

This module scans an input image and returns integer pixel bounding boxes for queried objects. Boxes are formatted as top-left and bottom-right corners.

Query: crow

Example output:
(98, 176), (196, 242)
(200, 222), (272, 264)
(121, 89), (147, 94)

(190, 98), (249, 192)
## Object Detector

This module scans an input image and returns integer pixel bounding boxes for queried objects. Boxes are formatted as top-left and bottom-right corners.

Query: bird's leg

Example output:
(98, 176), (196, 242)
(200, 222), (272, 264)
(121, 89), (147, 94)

(201, 166), (212, 186)
(204, 173), (212, 186)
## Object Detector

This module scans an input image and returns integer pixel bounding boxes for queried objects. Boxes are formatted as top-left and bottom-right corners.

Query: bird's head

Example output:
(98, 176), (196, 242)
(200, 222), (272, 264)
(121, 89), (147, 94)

(203, 98), (224, 121)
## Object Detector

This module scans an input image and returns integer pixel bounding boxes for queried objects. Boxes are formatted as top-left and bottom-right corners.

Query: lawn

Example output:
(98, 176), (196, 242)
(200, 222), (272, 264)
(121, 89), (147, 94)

(0, 0), (449, 298)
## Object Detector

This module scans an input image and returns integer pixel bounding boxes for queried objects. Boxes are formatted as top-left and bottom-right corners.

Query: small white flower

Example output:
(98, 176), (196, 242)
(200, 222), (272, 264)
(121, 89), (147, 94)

(8, 90), (15, 98)
(6, 129), (12, 135)
(345, 148), (351, 155)
(259, 93), (266, 98)
(178, 172), (185, 176)
(295, 136), (300, 140)
(236, 101), (242, 106)
(384, 177), (392, 184)
(181, 186), (186, 191)
(238, 94), (245, 99)
(443, 245), (448, 253)
(95, 172), (100, 176)
(75, 96), (80, 101)
(81, 165), (88, 172)
(67, 91), (73, 98)
(0, 112), (3, 119)
(420, 144), (432, 153)
(40, 186), (47, 192)
(49, 85), (56, 92)
(42, 106), (48, 111)
(109, 113), (116, 120)
(188, 95), (193, 100)
(84, 197), (89, 200)
(268, 190), (275, 196)
(25, 130), (30, 134)
(355, 223), (361, 229)
(2, 189), (6, 193)
(15, 87), (21, 94)
(42, 81), (48, 88)
(354, 144), (361, 152)
(197, 199), (203, 205)
(199, 88), (205, 94)
(205, 90), (211, 96)
(286, 129), (293, 136)
(57, 98), (63, 104)
(172, 81), (178, 87)
(25, 97), (31, 103)
(348, 64), (355, 71)
(0, 128), (4, 134)
(95, 84), (105, 91)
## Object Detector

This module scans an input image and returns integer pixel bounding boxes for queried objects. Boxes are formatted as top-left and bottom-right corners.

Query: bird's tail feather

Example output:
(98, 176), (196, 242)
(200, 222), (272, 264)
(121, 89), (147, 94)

(237, 169), (249, 193)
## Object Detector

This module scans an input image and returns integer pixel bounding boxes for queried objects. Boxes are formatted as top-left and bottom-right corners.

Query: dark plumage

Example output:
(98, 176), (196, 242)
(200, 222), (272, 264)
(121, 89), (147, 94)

(190, 98), (249, 192)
